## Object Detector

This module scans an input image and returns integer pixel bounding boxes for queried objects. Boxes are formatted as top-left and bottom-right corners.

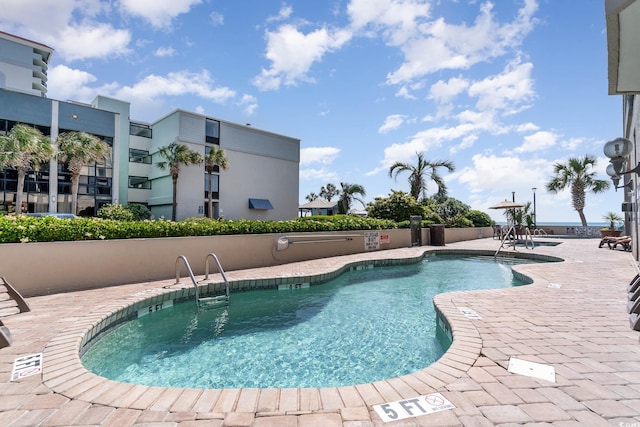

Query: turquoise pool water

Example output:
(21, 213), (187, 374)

(82, 254), (537, 389)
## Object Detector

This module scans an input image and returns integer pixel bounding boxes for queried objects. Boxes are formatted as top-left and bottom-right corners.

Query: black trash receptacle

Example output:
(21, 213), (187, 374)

(409, 215), (422, 246)
(430, 224), (445, 246)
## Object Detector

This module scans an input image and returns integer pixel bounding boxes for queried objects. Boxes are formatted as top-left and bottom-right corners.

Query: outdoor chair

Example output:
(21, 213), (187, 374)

(599, 236), (632, 251)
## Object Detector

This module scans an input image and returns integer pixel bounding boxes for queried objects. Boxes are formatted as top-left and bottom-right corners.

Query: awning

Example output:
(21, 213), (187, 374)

(248, 198), (274, 210)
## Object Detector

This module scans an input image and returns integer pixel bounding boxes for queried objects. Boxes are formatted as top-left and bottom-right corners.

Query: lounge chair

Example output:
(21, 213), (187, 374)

(611, 236), (632, 251)
(0, 320), (11, 348)
(598, 236), (632, 251)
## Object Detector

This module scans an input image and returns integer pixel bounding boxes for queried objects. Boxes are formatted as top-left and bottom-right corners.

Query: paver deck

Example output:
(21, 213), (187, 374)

(1, 237), (639, 426)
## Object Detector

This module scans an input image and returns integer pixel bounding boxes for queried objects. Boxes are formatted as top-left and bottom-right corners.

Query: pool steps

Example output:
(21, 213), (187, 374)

(174, 253), (230, 309)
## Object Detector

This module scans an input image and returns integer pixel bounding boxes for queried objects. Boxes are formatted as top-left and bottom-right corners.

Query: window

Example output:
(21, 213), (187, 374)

(129, 122), (152, 138)
(129, 148), (152, 164)
(248, 198), (274, 210)
(205, 119), (220, 144)
(129, 176), (151, 189)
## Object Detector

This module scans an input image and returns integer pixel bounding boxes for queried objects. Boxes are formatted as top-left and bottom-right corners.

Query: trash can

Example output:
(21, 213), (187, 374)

(409, 215), (422, 246)
(430, 224), (445, 246)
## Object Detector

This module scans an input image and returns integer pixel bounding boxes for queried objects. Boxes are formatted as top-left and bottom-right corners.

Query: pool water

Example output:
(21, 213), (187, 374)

(82, 254), (535, 389)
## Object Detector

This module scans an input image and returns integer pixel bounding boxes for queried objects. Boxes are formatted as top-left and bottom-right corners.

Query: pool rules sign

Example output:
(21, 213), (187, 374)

(11, 353), (43, 381)
(373, 393), (455, 423)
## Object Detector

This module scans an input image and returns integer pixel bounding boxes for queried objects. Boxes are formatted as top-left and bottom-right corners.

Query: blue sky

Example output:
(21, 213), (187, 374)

(1, 0), (624, 224)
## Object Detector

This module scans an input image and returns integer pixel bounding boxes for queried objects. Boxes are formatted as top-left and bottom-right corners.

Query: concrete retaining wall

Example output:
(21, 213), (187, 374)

(3, 226), (493, 297)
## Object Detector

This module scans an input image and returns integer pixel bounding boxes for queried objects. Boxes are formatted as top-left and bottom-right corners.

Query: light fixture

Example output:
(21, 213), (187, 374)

(604, 137), (640, 176)
(71, 114), (78, 119)
(606, 163), (634, 191)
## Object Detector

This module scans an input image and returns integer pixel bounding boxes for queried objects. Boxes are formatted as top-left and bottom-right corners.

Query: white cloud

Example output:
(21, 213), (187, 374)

(378, 114), (406, 134)
(48, 65), (237, 120)
(0, 0), (131, 62)
(119, 0), (203, 28)
(561, 137), (584, 151)
(56, 24), (131, 61)
(238, 94), (258, 116)
(113, 70), (236, 103)
(267, 5), (293, 22)
(515, 122), (540, 132)
(47, 65), (116, 102)
(385, 1), (538, 85)
(514, 131), (558, 153)
(300, 167), (339, 182)
(347, 0), (431, 45)
(468, 59), (535, 114)
(253, 24), (352, 91)
(456, 153), (551, 196)
(428, 76), (469, 104)
(154, 46), (176, 57)
(300, 147), (341, 165)
(210, 11), (224, 26)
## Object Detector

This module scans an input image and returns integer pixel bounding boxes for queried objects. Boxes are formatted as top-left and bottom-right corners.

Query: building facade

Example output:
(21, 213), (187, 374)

(0, 32), (300, 221)
(0, 31), (52, 97)
(605, 0), (640, 262)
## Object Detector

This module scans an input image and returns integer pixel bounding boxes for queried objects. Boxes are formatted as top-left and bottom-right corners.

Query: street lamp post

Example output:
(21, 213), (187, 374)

(532, 187), (537, 228)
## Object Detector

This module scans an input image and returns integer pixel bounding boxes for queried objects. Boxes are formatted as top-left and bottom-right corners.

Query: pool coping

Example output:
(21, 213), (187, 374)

(41, 247), (555, 413)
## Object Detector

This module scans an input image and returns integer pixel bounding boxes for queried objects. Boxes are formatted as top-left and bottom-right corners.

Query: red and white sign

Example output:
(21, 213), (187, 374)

(380, 234), (390, 244)
(373, 393), (455, 423)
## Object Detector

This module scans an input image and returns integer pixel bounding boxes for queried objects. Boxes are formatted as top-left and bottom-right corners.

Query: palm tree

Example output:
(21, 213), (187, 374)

(320, 183), (339, 201)
(337, 182), (366, 214)
(204, 145), (228, 218)
(56, 131), (110, 215)
(546, 155), (610, 227)
(388, 152), (455, 200)
(305, 192), (318, 202)
(0, 124), (53, 214)
(156, 142), (203, 221)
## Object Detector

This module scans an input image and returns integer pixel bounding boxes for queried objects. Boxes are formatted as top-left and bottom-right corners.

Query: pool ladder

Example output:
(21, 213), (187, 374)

(175, 253), (230, 309)
(494, 225), (535, 258)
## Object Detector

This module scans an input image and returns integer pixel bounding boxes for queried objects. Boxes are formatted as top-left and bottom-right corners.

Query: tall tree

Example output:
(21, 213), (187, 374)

(156, 142), (203, 221)
(337, 182), (366, 214)
(204, 145), (228, 218)
(56, 131), (110, 215)
(0, 124), (53, 214)
(546, 155), (610, 227)
(319, 183), (339, 201)
(388, 152), (455, 200)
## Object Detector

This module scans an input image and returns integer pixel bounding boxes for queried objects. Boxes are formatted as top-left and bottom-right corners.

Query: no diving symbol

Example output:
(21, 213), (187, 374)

(18, 366), (41, 378)
(425, 394), (445, 407)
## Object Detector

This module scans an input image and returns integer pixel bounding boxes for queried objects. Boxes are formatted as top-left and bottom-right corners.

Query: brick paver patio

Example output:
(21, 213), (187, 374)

(1, 237), (639, 426)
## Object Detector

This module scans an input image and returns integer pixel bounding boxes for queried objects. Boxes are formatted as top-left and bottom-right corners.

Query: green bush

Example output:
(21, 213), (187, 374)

(366, 190), (427, 222)
(97, 204), (135, 221)
(127, 204), (152, 221)
(465, 210), (494, 227)
(0, 214), (398, 244)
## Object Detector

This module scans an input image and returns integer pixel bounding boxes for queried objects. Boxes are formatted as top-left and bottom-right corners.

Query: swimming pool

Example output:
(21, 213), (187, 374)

(81, 254), (542, 389)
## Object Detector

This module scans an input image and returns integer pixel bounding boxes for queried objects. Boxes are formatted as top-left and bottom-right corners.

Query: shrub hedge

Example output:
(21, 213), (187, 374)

(0, 215), (399, 244)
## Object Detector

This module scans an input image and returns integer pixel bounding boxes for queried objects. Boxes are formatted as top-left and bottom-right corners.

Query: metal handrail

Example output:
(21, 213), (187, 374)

(175, 255), (201, 302)
(203, 253), (230, 300)
(494, 225), (536, 257)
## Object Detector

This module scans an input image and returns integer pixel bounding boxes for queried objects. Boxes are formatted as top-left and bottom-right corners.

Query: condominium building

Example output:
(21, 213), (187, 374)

(0, 32), (300, 221)
(0, 31), (52, 97)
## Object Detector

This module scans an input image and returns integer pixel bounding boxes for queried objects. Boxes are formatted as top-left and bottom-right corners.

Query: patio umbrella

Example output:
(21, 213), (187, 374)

(489, 200), (524, 210)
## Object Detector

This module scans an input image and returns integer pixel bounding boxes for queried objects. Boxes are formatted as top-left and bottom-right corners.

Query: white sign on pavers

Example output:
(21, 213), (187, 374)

(508, 357), (556, 383)
(459, 306), (482, 319)
(373, 393), (455, 423)
(11, 353), (43, 381)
